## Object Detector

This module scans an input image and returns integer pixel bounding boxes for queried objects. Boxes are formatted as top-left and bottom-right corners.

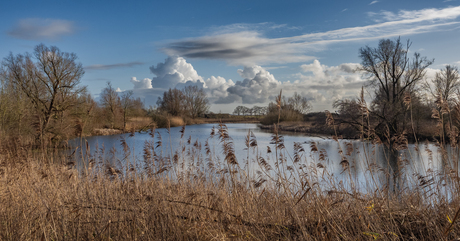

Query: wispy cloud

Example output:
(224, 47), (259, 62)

(341, 8), (348, 12)
(264, 66), (288, 70)
(85, 61), (144, 70)
(163, 6), (460, 65)
(207, 22), (300, 35)
(374, 6), (460, 22)
(369, 1), (379, 5)
(8, 18), (76, 40)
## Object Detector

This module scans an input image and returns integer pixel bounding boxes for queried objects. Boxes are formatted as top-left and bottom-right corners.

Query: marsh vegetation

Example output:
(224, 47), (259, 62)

(2, 119), (460, 240)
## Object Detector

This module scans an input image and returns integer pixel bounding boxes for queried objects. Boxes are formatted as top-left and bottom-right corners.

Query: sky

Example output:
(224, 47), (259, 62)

(1, 0), (460, 113)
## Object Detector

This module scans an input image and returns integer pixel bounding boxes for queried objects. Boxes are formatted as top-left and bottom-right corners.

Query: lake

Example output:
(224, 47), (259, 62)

(68, 123), (459, 195)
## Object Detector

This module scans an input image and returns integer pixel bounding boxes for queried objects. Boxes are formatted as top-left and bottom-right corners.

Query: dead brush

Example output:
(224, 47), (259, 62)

(3, 120), (460, 240)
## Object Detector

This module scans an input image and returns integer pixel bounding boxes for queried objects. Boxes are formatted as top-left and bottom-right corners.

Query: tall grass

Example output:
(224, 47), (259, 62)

(1, 117), (460, 240)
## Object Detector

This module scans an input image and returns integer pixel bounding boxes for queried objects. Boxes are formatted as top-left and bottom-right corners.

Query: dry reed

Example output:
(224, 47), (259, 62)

(1, 121), (460, 240)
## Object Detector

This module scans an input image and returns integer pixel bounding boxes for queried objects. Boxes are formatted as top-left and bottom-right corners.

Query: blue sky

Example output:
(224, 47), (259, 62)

(1, 0), (460, 113)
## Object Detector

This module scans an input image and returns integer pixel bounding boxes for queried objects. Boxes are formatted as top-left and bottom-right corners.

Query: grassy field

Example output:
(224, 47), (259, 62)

(1, 123), (460, 240)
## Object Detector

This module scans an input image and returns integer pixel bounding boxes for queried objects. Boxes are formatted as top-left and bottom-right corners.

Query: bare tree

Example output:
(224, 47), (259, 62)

(100, 82), (120, 128)
(252, 106), (264, 116)
(261, 106), (268, 115)
(242, 106), (251, 116)
(130, 97), (146, 116)
(359, 37), (433, 137)
(72, 93), (95, 137)
(0, 68), (31, 138)
(287, 92), (311, 114)
(233, 106), (245, 116)
(2, 44), (85, 146)
(247, 107), (254, 116)
(424, 65), (460, 105)
(183, 85), (209, 118)
(157, 88), (184, 116)
(120, 90), (134, 131)
(423, 65), (460, 142)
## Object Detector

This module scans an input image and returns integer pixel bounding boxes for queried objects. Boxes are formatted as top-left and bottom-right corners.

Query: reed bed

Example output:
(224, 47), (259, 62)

(1, 121), (460, 240)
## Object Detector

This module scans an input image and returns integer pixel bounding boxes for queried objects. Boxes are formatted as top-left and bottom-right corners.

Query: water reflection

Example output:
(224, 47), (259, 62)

(68, 123), (459, 194)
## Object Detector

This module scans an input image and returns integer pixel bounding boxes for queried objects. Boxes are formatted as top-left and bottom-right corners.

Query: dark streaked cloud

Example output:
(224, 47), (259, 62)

(85, 61), (144, 70)
(163, 31), (314, 66)
(163, 6), (460, 66)
(8, 18), (76, 40)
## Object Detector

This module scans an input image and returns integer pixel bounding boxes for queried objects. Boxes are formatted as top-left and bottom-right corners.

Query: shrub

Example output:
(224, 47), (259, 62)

(150, 112), (169, 128)
(169, 116), (185, 127)
(150, 112), (185, 128)
(260, 109), (303, 125)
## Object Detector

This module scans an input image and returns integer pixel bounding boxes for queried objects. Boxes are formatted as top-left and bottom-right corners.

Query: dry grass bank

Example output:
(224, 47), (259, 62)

(1, 123), (460, 240)
(89, 117), (153, 136)
(125, 117), (153, 131)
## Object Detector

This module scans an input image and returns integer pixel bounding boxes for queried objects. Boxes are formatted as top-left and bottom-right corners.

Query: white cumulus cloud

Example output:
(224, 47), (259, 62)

(124, 57), (369, 112)
(297, 60), (365, 103)
(131, 77), (152, 89)
(225, 66), (281, 104)
(149, 56), (205, 89)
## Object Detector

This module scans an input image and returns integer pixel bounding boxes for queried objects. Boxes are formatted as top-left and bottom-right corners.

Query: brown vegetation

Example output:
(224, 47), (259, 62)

(0, 45), (151, 148)
(260, 91), (311, 125)
(332, 38), (460, 143)
(1, 121), (460, 240)
(156, 86), (209, 118)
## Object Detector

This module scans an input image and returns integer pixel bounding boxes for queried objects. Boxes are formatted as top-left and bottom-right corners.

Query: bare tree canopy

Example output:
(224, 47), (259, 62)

(359, 37), (433, 135)
(233, 106), (245, 116)
(2, 44), (85, 144)
(100, 81), (120, 128)
(423, 65), (460, 105)
(120, 90), (134, 131)
(287, 92), (312, 115)
(157, 88), (185, 116)
(252, 106), (267, 116)
(156, 86), (210, 118)
(183, 85), (209, 118)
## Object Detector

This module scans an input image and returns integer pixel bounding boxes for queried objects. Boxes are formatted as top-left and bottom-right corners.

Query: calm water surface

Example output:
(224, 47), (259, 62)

(69, 123), (459, 193)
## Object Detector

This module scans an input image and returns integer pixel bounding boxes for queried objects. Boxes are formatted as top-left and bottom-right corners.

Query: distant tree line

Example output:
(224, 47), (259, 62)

(232, 106), (268, 116)
(232, 92), (312, 125)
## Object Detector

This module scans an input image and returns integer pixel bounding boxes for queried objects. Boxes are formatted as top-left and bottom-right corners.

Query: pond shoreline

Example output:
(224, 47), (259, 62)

(259, 121), (440, 143)
(87, 117), (439, 144)
(85, 117), (261, 137)
(259, 122), (335, 137)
